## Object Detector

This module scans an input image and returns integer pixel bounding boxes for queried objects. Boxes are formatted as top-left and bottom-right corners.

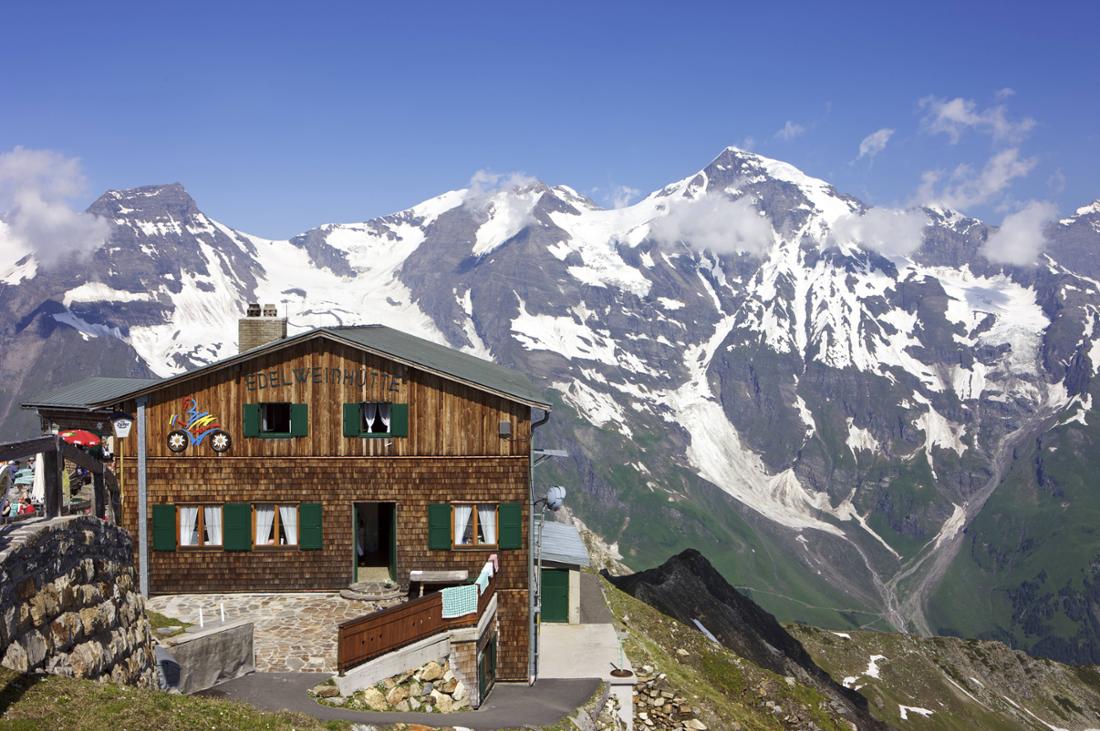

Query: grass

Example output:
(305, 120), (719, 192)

(0, 668), (349, 731)
(599, 575), (852, 731)
(145, 610), (190, 638)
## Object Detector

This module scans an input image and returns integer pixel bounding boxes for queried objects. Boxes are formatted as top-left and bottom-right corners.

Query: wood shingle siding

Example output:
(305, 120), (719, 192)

(120, 455), (531, 679)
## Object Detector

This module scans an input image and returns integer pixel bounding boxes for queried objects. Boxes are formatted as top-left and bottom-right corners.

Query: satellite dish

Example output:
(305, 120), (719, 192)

(545, 486), (567, 512)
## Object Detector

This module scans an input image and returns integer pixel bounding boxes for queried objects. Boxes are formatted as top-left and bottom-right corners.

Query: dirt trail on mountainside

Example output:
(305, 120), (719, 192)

(879, 402), (1062, 635)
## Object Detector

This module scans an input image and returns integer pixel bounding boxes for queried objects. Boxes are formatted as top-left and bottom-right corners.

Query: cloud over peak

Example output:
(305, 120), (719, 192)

(857, 128), (895, 160)
(918, 95), (1036, 144)
(0, 147), (111, 268)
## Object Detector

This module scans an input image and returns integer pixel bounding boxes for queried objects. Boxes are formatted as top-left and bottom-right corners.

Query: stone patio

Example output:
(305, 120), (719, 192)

(147, 592), (403, 672)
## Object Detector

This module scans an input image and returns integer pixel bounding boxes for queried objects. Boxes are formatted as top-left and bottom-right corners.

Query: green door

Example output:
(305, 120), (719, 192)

(540, 568), (569, 623)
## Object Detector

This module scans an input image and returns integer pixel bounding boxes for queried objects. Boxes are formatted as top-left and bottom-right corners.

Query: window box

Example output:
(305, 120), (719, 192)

(343, 402), (408, 438)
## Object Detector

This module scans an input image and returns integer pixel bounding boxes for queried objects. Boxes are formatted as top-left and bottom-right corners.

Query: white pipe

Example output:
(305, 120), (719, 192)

(199, 607), (204, 628)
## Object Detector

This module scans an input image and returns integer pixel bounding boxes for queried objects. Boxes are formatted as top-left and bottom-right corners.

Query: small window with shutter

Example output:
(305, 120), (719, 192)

(344, 402), (408, 438)
(244, 403), (308, 438)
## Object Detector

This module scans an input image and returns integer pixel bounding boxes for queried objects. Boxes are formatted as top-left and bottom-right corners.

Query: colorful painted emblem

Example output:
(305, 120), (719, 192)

(167, 398), (232, 453)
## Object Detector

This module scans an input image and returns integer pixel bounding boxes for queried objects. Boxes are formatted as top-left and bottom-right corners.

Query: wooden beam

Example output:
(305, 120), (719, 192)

(92, 471), (106, 520)
(58, 442), (104, 474)
(43, 444), (62, 518)
(0, 436), (55, 463)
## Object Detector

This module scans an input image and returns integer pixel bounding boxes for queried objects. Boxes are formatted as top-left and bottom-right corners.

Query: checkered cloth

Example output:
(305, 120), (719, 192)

(441, 583), (478, 618)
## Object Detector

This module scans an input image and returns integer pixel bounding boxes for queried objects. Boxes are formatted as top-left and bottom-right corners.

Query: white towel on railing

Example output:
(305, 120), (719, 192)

(475, 562), (493, 594)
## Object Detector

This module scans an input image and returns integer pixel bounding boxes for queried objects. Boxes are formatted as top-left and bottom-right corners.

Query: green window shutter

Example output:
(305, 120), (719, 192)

(152, 504), (176, 551)
(428, 503), (451, 550)
(243, 404), (260, 437)
(499, 502), (523, 549)
(389, 403), (409, 437)
(290, 403), (309, 437)
(299, 502), (323, 550)
(343, 403), (362, 437)
(223, 503), (252, 551)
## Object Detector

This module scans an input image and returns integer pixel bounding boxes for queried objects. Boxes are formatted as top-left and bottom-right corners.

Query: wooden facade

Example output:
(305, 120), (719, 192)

(108, 334), (539, 682)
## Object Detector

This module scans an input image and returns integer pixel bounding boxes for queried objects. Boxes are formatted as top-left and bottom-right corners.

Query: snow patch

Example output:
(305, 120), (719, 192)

(845, 417), (880, 456)
(899, 705), (934, 720)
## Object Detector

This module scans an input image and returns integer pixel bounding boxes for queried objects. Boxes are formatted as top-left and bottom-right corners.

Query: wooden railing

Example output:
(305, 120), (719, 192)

(0, 435), (120, 521)
(337, 574), (496, 674)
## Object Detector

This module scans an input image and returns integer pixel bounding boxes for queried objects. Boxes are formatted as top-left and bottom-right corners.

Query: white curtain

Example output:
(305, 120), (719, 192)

(179, 506), (199, 547)
(454, 505), (473, 545)
(478, 505), (497, 545)
(204, 506), (222, 545)
(279, 505), (298, 545)
(256, 505), (276, 545)
(364, 403), (392, 433)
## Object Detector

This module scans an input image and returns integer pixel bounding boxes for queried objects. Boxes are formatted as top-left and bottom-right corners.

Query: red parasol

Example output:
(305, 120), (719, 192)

(60, 430), (101, 447)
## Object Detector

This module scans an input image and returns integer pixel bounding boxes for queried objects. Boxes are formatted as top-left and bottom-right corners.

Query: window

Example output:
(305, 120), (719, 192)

(178, 505), (223, 547)
(361, 403), (391, 434)
(243, 403), (308, 438)
(343, 402), (409, 438)
(254, 503), (299, 547)
(453, 503), (498, 548)
(261, 403), (292, 434)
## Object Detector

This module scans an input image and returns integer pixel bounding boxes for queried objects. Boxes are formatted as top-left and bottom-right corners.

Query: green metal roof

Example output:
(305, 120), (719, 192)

(24, 325), (550, 411)
(22, 376), (162, 411)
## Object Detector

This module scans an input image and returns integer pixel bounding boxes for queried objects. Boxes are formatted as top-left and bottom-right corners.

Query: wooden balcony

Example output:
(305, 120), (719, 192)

(337, 573), (496, 674)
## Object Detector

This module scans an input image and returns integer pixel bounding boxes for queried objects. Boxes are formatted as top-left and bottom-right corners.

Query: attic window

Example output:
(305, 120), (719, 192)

(261, 403), (292, 434)
(361, 403), (392, 434)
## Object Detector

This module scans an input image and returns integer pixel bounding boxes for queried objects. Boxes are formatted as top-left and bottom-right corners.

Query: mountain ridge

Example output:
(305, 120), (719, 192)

(2, 146), (1099, 666)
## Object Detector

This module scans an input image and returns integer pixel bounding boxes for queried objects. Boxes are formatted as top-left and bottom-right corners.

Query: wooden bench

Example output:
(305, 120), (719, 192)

(409, 569), (469, 596)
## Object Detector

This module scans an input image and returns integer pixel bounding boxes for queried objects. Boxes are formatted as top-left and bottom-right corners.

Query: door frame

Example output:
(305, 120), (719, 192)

(352, 501), (398, 583)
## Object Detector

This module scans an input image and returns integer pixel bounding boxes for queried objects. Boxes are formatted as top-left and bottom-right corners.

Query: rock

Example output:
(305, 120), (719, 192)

(408, 696), (422, 711)
(313, 684), (341, 699)
(394, 699), (410, 712)
(675, 648), (689, 657)
(155, 626), (182, 637)
(2, 641), (29, 673)
(326, 696), (347, 706)
(451, 681), (467, 701)
(361, 687), (388, 711)
(386, 685), (409, 706)
(438, 676), (458, 694)
(421, 681), (433, 696)
(419, 660), (443, 681)
(684, 720), (708, 730)
(407, 680), (421, 697)
(432, 689), (454, 713)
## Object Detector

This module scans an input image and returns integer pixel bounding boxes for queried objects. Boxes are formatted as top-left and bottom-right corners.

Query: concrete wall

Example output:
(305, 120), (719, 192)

(569, 569), (581, 624)
(0, 516), (157, 686)
(162, 618), (255, 694)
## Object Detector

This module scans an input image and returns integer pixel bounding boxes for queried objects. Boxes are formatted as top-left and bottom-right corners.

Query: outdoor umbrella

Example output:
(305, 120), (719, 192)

(60, 430), (101, 447)
(14, 475), (33, 486)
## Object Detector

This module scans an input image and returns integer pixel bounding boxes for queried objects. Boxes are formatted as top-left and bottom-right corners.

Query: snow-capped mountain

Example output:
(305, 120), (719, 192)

(3, 147), (1100, 665)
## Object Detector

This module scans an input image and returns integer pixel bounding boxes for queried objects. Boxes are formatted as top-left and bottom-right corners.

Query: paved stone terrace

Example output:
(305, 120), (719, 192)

(147, 592), (401, 672)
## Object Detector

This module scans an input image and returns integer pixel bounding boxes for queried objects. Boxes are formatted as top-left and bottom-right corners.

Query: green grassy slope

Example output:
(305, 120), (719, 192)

(791, 625), (1100, 730)
(928, 388), (1100, 664)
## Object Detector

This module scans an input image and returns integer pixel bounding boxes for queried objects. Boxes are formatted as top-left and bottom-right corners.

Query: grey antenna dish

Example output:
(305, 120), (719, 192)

(545, 486), (567, 512)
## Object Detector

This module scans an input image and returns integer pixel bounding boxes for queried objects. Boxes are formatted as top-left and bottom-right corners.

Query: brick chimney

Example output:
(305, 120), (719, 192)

(238, 303), (287, 352)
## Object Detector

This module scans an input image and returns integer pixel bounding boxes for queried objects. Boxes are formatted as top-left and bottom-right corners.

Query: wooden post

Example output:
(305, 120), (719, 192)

(43, 442), (62, 518)
(93, 471), (106, 520)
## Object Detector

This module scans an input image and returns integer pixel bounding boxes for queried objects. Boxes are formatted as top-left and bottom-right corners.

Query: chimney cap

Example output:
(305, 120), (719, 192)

(246, 303), (261, 317)
(262, 303), (278, 317)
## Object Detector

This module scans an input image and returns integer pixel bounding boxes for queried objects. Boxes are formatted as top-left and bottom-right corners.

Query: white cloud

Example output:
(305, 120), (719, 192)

(462, 168), (542, 227)
(981, 200), (1057, 266)
(649, 193), (774, 257)
(918, 95), (1035, 144)
(831, 208), (930, 257)
(917, 147), (1037, 210)
(610, 185), (640, 209)
(857, 128), (895, 160)
(0, 146), (111, 268)
(774, 121), (806, 141)
(995, 87), (1016, 100)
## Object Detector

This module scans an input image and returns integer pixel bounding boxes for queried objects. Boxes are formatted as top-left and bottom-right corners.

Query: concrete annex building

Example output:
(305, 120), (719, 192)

(23, 308), (567, 693)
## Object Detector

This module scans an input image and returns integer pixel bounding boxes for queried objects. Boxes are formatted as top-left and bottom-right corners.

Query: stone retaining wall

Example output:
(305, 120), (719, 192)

(0, 516), (157, 686)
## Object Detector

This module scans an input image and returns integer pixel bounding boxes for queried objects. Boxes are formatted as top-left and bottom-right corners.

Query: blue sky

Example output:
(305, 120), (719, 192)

(2, 0), (1097, 238)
